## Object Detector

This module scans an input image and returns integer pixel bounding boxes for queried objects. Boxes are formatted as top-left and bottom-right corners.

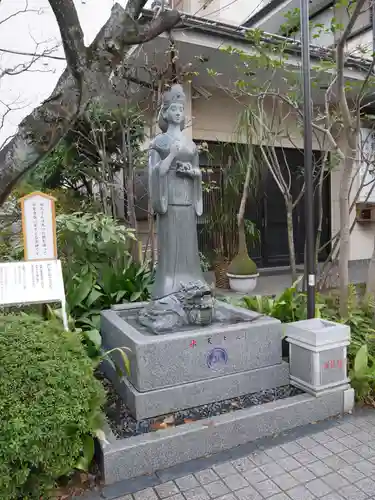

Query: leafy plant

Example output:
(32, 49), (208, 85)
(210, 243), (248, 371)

(349, 344), (375, 403)
(56, 212), (153, 352)
(242, 277), (325, 323)
(0, 314), (105, 499)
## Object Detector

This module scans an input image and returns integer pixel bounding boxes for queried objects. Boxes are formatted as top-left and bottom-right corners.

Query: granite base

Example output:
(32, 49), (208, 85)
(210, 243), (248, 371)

(101, 301), (283, 392)
(100, 388), (348, 485)
(101, 358), (290, 419)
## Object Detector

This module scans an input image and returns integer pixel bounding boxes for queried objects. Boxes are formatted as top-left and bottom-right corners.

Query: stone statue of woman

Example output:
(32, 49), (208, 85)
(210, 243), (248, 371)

(149, 84), (205, 299)
(138, 84), (213, 334)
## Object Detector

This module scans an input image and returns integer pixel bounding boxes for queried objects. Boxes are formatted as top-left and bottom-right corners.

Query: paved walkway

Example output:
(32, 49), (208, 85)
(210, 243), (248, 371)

(92, 409), (375, 500)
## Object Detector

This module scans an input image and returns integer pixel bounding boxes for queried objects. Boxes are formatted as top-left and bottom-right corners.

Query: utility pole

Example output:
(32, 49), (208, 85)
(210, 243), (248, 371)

(300, 0), (315, 318)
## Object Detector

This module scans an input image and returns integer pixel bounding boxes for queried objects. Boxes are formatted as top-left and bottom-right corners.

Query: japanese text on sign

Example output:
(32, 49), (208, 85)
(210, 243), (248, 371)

(20, 192), (57, 261)
(0, 260), (68, 330)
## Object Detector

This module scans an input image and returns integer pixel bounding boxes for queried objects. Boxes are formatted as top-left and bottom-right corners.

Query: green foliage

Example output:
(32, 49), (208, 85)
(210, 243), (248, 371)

(242, 282), (375, 403)
(26, 104), (146, 201)
(349, 344), (375, 402)
(242, 277), (324, 323)
(228, 253), (257, 275)
(56, 212), (153, 354)
(0, 314), (105, 499)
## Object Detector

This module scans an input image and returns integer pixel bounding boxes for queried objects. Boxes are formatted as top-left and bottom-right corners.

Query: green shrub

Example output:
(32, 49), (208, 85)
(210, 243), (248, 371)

(54, 212), (153, 355)
(228, 253), (257, 275)
(0, 314), (105, 499)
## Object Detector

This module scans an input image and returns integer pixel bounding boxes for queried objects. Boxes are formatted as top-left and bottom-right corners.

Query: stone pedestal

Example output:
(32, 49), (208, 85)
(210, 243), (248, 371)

(101, 301), (289, 419)
(286, 318), (351, 396)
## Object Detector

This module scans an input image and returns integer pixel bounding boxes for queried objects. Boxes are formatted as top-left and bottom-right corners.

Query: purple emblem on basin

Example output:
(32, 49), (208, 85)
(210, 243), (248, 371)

(207, 347), (228, 370)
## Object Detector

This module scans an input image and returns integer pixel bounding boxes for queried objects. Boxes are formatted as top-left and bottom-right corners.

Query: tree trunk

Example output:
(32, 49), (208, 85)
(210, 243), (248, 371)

(237, 163), (251, 255)
(338, 152), (354, 318)
(286, 198), (297, 283)
(366, 233), (375, 298)
(0, 1), (180, 205)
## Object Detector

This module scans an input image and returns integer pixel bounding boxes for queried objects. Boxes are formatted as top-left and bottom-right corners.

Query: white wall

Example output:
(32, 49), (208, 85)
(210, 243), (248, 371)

(172, 0), (267, 25)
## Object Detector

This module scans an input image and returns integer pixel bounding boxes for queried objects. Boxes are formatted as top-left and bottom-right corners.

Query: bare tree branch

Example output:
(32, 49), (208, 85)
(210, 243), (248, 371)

(0, 0), (181, 205)
(0, 47), (64, 61)
(47, 0), (86, 81)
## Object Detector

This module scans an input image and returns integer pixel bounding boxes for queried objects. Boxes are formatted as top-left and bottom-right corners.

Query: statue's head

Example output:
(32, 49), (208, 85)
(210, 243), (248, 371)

(158, 84), (185, 133)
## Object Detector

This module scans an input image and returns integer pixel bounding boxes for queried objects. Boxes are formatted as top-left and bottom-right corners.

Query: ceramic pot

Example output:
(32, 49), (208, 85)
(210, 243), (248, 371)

(226, 273), (259, 293)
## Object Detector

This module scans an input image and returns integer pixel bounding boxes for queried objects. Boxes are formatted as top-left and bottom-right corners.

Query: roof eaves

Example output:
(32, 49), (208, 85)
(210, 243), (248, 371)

(141, 9), (373, 73)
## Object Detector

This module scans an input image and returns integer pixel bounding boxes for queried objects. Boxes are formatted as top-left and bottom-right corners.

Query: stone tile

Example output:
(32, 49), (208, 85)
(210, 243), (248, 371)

(242, 468), (268, 485)
(290, 467), (316, 483)
(134, 488), (158, 500)
(249, 451), (274, 466)
(356, 477), (375, 495)
(231, 458), (254, 474)
(307, 460), (333, 477)
(222, 474), (248, 492)
(259, 462), (285, 478)
(323, 455), (350, 471)
(183, 487), (210, 500)
(195, 470), (220, 486)
(368, 440), (375, 449)
(165, 496), (184, 500)
(340, 449), (363, 465)
(214, 495), (236, 500)
(337, 466), (366, 483)
(312, 431), (335, 444)
(176, 476), (200, 492)
(115, 496), (133, 500)
(268, 494), (290, 500)
(155, 482), (180, 498)
(325, 427), (347, 440)
(264, 446), (288, 460)
(286, 485), (316, 500)
(354, 445), (375, 459)
(310, 444), (334, 460)
(324, 440), (348, 454)
(213, 463), (238, 479)
(272, 473), (299, 490)
(320, 495), (345, 500)
(305, 478), (333, 496)
(204, 481), (230, 499)
(253, 479), (281, 498)
(277, 456), (301, 472)
(234, 485), (262, 500)
(354, 431), (374, 444)
(322, 472), (350, 490)
(338, 422), (360, 435)
(338, 436), (363, 449)
(294, 450), (316, 466)
(354, 460), (375, 476)
(296, 436), (318, 449)
(280, 442), (304, 455)
(338, 484), (369, 500)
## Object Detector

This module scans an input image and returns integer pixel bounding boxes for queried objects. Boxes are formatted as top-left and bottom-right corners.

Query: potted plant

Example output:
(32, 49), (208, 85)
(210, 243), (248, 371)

(227, 111), (260, 293)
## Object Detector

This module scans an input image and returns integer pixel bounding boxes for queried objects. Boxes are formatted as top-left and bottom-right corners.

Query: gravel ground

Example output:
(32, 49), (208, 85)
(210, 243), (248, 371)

(100, 375), (303, 440)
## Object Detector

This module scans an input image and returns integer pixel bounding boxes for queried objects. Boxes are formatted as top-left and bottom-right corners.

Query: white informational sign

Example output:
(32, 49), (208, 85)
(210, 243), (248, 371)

(0, 260), (68, 331)
(20, 191), (57, 261)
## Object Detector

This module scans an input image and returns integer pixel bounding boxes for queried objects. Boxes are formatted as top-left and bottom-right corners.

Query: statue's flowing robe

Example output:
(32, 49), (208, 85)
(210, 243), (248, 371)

(149, 133), (204, 299)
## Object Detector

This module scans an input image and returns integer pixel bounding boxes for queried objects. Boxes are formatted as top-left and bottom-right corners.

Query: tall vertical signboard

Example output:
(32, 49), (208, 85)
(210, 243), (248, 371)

(0, 191), (68, 331)
(20, 191), (57, 261)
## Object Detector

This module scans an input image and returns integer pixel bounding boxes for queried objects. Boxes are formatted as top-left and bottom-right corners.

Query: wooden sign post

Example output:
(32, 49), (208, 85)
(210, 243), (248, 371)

(20, 191), (57, 261)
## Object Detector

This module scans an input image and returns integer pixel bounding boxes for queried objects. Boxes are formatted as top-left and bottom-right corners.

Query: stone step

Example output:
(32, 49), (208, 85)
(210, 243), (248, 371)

(100, 386), (353, 485)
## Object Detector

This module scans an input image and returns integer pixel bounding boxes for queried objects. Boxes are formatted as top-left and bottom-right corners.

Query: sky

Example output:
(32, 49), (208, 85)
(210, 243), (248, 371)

(0, 0), (151, 145)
